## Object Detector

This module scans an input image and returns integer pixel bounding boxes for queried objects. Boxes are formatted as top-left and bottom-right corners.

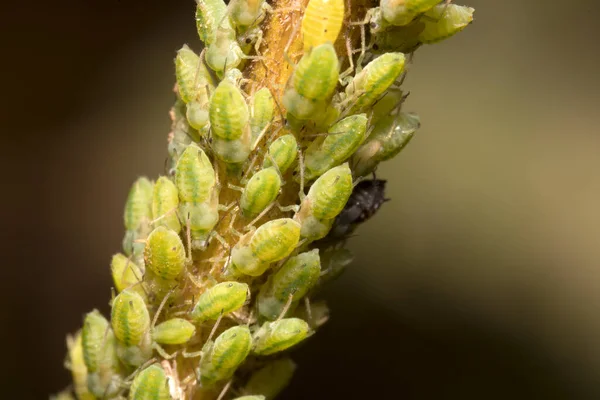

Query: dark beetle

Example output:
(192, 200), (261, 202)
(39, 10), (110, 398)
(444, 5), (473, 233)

(325, 178), (390, 240)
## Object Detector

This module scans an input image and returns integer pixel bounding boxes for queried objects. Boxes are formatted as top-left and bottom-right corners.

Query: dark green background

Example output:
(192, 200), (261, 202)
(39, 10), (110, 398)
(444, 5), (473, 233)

(1, 0), (599, 398)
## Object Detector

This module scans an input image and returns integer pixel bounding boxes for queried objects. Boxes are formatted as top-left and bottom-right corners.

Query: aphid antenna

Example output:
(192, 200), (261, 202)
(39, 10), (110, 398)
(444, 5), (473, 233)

(244, 124), (283, 180)
(185, 212), (193, 262)
(121, 357), (158, 386)
(207, 311), (224, 343)
(151, 286), (178, 329)
(304, 297), (313, 325)
(276, 293), (296, 322)
(149, 205), (178, 226)
(245, 201), (277, 231)
(216, 379), (233, 400)
(296, 146), (306, 201)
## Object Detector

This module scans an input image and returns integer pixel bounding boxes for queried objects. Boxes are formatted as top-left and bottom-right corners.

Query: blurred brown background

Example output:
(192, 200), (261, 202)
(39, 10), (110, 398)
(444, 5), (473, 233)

(1, 0), (600, 398)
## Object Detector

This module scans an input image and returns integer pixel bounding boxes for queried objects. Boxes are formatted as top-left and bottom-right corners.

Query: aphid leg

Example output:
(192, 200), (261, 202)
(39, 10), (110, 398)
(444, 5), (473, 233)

(216, 380), (233, 400)
(276, 293), (295, 322)
(277, 202), (300, 213)
(162, 359), (185, 400)
(297, 146), (306, 201)
(304, 297), (313, 325)
(339, 33), (357, 85)
(152, 343), (179, 360)
(152, 286), (177, 329)
(244, 201), (277, 230)
(185, 212), (193, 262)
(227, 183), (245, 192)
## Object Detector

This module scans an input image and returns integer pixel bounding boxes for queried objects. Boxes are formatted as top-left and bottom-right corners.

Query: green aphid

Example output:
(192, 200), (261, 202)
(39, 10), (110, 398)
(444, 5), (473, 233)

(253, 318), (311, 355)
(304, 114), (368, 181)
(152, 177), (181, 233)
(209, 80), (253, 163)
(210, 80), (249, 141)
(175, 45), (214, 105)
(258, 250), (321, 320)
(111, 290), (152, 367)
(174, 144), (219, 246)
(352, 111), (420, 177)
(205, 16), (246, 75)
(186, 101), (210, 133)
(250, 87), (274, 146)
(229, 0), (268, 29)
(128, 364), (171, 400)
(143, 226), (186, 282)
(283, 43), (339, 120)
(344, 53), (405, 114)
(196, 0), (228, 46)
(122, 177), (153, 262)
(175, 144), (216, 204)
(241, 167), (282, 218)
(152, 318), (196, 345)
(381, 0), (440, 26)
(199, 326), (253, 386)
(243, 358), (296, 400)
(229, 218), (302, 277)
(262, 134), (297, 174)
(110, 253), (145, 299)
(111, 290), (150, 348)
(295, 164), (353, 240)
(190, 281), (249, 323)
(418, 4), (475, 44)
(65, 332), (96, 400)
(371, 19), (425, 54)
(81, 310), (121, 398)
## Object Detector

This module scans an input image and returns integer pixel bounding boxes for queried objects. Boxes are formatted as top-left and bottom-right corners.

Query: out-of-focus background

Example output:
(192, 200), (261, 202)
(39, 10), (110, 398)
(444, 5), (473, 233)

(1, 0), (599, 398)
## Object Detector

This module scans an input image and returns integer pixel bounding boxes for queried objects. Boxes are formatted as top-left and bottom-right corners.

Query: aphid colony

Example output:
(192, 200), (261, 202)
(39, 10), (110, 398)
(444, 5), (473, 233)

(58, 0), (474, 399)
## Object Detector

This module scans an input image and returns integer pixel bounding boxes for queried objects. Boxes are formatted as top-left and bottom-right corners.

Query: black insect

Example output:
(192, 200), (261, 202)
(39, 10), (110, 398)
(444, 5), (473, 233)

(325, 178), (390, 241)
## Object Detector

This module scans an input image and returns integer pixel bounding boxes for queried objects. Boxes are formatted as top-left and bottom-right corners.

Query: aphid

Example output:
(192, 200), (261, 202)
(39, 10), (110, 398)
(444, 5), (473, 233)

(190, 281), (249, 323)
(205, 16), (247, 76)
(196, 0), (228, 46)
(352, 111), (420, 177)
(304, 114), (368, 181)
(301, 0), (345, 52)
(175, 44), (214, 105)
(242, 358), (297, 400)
(252, 317), (311, 355)
(257, 249), (321, 320)
(81, 310), (121, 398)
(294, 163), (353, 240)
(250, 87), (274, 146)
(209, 79), (253, 164)
(343, 52), (406, 114)
(282, 43), (339, 121)
(174, 144), (220, 248)
(240, 167), (282, 218)
(418, 4), (475, 44)
(122, 177), (153, 263)
(152, 318), (196, 346)
(325, 179), (389, 239)
(199, 325), (253, 386)
(262, 134), (297, 174)
(152, 176), (181, 233)
(110, 253), (146, 299)
(380, 0), (440, 26)
(111, 290), (152, 366)
(143, 226), (186, 282)
(128, 363), (171, 400)
(228, 0), (268, 30)
(65, 332), (96, 400)
(228, 218), (302, 277)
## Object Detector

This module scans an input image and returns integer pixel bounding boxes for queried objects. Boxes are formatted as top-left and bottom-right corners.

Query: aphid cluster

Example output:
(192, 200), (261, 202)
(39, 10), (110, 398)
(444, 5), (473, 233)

(57, 0), (474, 399)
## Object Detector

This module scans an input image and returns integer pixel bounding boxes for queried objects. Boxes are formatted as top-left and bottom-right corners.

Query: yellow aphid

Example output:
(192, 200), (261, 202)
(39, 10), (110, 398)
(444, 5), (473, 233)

(301, 0), (345, 52)
(129, 364), (171, 400)
(175, 144), (215, 204)
(144, 226), (186, 282)
(250, 87), (274, 146)
(175, 45), (214, 106)
(196, 0), (228, 46)
(152, 176), (181, 233)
